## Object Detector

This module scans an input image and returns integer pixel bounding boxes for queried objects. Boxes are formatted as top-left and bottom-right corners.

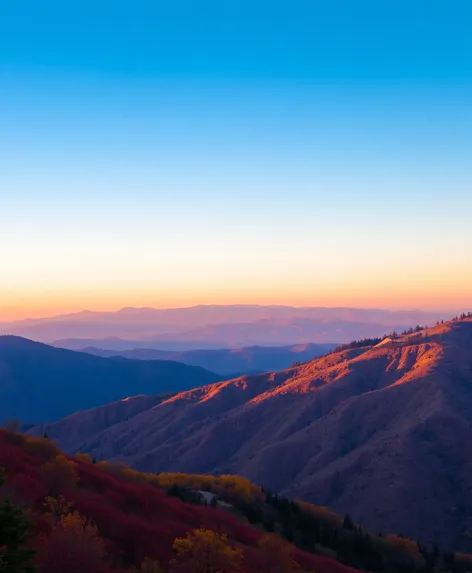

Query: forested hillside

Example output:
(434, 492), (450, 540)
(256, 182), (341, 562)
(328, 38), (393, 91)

(1, 430), (471, 573)
(0, 430), (355, 573)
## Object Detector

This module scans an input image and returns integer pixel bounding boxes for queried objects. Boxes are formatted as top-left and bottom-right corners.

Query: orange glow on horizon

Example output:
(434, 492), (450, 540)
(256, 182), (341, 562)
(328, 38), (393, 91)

(1, 280), (470, 322)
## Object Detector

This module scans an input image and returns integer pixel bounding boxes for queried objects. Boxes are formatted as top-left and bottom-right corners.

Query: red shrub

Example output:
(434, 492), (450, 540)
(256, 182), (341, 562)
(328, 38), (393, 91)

(0, 431), (360, 573)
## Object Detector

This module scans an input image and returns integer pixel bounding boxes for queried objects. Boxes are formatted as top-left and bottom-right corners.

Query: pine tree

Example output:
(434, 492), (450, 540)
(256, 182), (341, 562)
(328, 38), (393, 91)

(343, 513), (355, 530)
(0, 469), (36, 573)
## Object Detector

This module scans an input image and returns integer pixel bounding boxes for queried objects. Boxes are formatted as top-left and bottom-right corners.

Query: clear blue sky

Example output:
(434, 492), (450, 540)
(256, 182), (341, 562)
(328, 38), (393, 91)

(1, 1), (471, 319)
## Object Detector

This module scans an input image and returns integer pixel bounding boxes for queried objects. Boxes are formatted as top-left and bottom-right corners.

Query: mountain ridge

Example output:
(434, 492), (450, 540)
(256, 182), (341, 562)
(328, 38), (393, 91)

(0, 335), (221, 422)
(37, 317), (472, 550)
(76, 342), (336, 376)
(0, 304), (447, 345)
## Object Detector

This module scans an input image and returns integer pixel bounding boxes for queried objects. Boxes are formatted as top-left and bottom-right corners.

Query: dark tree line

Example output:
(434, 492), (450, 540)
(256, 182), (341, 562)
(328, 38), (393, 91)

(332, 337), (383, 353)
(0, 468), (36, 573)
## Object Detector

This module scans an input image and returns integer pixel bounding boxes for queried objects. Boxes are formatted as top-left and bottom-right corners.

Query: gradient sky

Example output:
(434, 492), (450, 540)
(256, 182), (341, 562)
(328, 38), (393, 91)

(1, 1), (472, 320)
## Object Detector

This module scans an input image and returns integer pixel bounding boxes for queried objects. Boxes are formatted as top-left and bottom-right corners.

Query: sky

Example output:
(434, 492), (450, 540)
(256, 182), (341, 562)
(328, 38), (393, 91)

(1, 0), (471, 320)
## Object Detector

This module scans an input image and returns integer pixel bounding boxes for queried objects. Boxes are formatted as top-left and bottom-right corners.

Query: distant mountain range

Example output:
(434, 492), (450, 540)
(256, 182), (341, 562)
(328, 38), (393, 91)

(0, 304), (447, 347)
(0, 336), (221, 423)
(37, 317), (472, 551)
(78, 342), (336, 376)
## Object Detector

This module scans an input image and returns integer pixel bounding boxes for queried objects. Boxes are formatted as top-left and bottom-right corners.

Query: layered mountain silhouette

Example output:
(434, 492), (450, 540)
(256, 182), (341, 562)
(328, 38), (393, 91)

(38, 318), (472, 550)
(79, 342), (335, 376)
(0, 336), (221, 423)
(0, 304), (444, 346)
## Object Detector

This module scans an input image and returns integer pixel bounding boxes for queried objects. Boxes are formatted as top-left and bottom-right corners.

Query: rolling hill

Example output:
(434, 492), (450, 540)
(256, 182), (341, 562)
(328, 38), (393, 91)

(79, 342), (335, 376)
(0, 335), (221, 423)
(38, 317), (472, 550)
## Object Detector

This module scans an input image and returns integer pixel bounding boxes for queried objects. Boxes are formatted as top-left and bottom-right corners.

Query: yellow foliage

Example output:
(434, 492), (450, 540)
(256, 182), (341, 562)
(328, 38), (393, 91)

(74, 452), (93, 464)
(120, 466), (157, 485)
(172, 528), (242, 573)
(60, 510), (98, 536)
(103, 461), (127, 473)
(44, 507), (107, 568)
(154, 473), (262, 503)
(58, 509), (105, 553)
(131, 557), (165, 573)
(80, 457), (262, 506)
(40, 454), (79, 495)
(295, 501), (342, 526)
(44, 495), (74, 521)
(50, 454), (77, 471)
(60, 510), (88, 529)
(23, 435), (60, 459)
(384, 534), (424, 566)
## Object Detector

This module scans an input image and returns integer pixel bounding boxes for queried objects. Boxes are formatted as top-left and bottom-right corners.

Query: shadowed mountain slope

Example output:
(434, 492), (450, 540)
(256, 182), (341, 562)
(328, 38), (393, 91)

(38, 318), (472, 550)
(0, 336), (222, 422)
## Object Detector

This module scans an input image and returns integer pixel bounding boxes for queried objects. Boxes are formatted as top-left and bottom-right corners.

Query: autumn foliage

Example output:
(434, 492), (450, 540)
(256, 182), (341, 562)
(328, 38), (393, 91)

(0, 430), (350, 573)
(36, 508), (107, 573)
(254, 534), (299, 573)
(171, 529), (242, 573)
(2, 428), (467, 573)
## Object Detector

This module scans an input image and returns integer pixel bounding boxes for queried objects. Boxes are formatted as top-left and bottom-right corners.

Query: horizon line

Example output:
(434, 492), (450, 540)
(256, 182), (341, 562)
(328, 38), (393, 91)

(1, 302), (467, 325)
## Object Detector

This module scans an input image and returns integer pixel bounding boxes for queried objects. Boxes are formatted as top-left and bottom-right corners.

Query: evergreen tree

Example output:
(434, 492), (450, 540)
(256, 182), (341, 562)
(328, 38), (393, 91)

(0, 469), (36, 573)
(343, 513), (355, 530)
